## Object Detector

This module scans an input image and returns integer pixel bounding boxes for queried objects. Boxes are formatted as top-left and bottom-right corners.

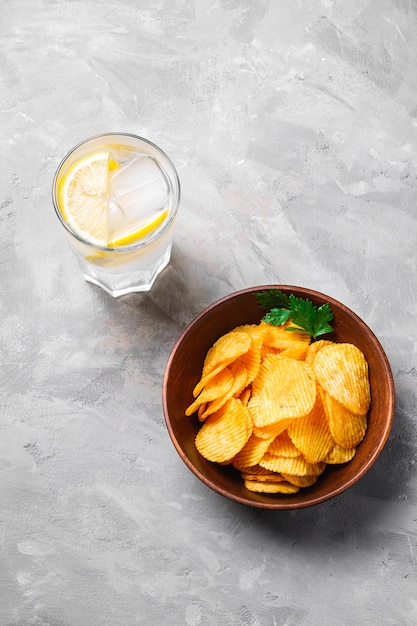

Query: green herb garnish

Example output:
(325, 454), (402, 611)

(254, 289), (334, 340)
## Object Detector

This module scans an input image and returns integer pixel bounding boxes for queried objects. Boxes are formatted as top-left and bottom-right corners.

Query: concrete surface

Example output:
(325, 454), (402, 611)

(1, 1), (417, 625)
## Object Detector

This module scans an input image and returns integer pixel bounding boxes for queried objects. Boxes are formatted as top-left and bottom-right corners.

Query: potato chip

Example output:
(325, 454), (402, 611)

(313, 343), (370, 415)
(195, 397), (252, 463)
(261, 344), (281, 361)
(259, 452), (326, 476)
(281, 473), (319, 488)
(252, 418), (296, 440)
(324, 443), (356, 465)
(287, 390), (334, 463)
(260, 321), (311, 351)
(249, 355), (316, 427)
(244, 479), (300, 494)
(279, 344), (309, 361)
(235, 346), (262, 389)
(241, 466), (286, 482)
(267, 431), (300, 458)
(229, 359), (251, 396)
(197, 403), (207, 421)
(185, 367), (235, 416)
(235, 325), (266, 385)
(325, 443), (357, 464)
(238, 387), (252, 406)
(321, 390), (367, 449)
(304, 339), (334, 367)
(234, 323), (267, 349)
(192, 330), (252, 397)
(231, 434), (273, 470)
(202, 330), (252, 376)
(195, 363), (253, 422)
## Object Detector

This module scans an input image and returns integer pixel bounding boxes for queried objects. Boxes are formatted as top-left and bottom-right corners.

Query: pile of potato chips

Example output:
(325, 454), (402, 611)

(185, 321), (371, 495)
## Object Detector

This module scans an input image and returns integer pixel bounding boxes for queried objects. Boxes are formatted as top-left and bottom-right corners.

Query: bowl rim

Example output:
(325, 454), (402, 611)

(163, 285), (395, 509)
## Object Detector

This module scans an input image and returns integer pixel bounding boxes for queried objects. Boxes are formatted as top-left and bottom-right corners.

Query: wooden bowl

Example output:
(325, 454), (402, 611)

(162, 286), (395, 509)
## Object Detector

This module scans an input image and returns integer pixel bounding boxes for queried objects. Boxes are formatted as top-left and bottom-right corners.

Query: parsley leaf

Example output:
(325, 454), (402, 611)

(254, 289), (334, 340)
(254, 289), (290, 310)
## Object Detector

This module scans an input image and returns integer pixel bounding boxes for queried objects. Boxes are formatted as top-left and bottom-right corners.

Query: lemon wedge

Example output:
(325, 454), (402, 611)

(108, 208), (170, 247)
(58, 151), (110, 246)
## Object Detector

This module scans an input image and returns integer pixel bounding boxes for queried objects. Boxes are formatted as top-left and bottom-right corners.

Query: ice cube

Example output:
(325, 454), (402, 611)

(108, 155), (169, 240)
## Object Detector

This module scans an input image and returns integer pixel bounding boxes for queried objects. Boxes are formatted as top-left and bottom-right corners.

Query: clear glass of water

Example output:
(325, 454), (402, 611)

(52, 133), (181, 297)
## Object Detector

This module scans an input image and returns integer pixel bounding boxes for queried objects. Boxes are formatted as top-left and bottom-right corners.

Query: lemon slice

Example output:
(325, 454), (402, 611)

(58, 151), (110, 246)
(108, 207), (170, 247)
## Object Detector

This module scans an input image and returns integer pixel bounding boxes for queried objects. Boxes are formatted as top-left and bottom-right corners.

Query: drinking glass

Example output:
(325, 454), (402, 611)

(52, 133), (180, 297)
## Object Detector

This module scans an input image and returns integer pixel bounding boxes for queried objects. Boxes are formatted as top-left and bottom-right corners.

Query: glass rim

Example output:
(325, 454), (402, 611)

(52, 132), (181, 253)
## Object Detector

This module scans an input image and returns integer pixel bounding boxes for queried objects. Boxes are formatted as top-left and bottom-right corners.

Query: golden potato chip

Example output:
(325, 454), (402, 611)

(260, 321), (311, 351)
(238, 387), (252, 406)
(313, 343), (371, 415)
(195, 397), (252, 463)
(234, 323), (267, 349)
(259, 452), (326, 476)
(244, 479), (300, 494)
(231, 434), (273, 470)
(192, 364), (230, 398)
(322, 391), (367, 449)
(197, 403), (207, 421)
(252, 418), (296, 440)
(279, 344), (309, 361)
(325, 443), (357, 464)
(192, 330), (252, 397)
(241, 467), (285, 482)
(267, 431), (300, 458)
(287, 390), (334, 463)
(249, 355), (316, 428)
(236, 347), (262, 388)
(202, 330), (252, 376)
(304, 339), (334, 367)
(234, 325), (266, 385)
(261, 344), (281, 361)
(186, 367), (235, 416)
(229, 359), (251, 396)
(197, 397), (228, 421)
(281, 473), (319, 488)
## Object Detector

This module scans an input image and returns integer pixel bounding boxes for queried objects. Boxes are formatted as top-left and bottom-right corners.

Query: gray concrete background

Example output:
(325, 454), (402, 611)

(1, 1), (416, 625)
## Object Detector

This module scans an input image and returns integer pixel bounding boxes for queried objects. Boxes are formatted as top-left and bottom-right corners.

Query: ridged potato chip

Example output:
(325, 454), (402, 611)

(267, 431), (300, 458)
(195, 365), (253, 422)
(287, 390), (334, 463)
(260, 322), (311, 351)
(281, 473), (319, 488)
(325, 443), (357, 464)
(321, 390), (367, 449)
(252, 418), (297, 440)
(238, 387), (252, 406)
(197, 395), (232, 421)
(202, 330), (252, 375)
(313, 343), (370, 415)
(260, 452), (326, 477)
(244, 479), (300, 494)
(192, 330), (252, 397)
(241, 466), (286, 482)
(279, 344), (309, 361)
(304, 339), (333, 367)
(249, 355), (316, 427)
(231, 434), (273, 470)
(186, 367), (235, 416)
(195, 397), (252, 463)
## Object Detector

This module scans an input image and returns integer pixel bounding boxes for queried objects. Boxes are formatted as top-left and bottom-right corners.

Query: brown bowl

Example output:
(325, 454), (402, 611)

(162, 285), (395, 509)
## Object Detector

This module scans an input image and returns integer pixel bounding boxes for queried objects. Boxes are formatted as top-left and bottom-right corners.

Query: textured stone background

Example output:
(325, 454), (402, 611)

(1, 1), (416, 625)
